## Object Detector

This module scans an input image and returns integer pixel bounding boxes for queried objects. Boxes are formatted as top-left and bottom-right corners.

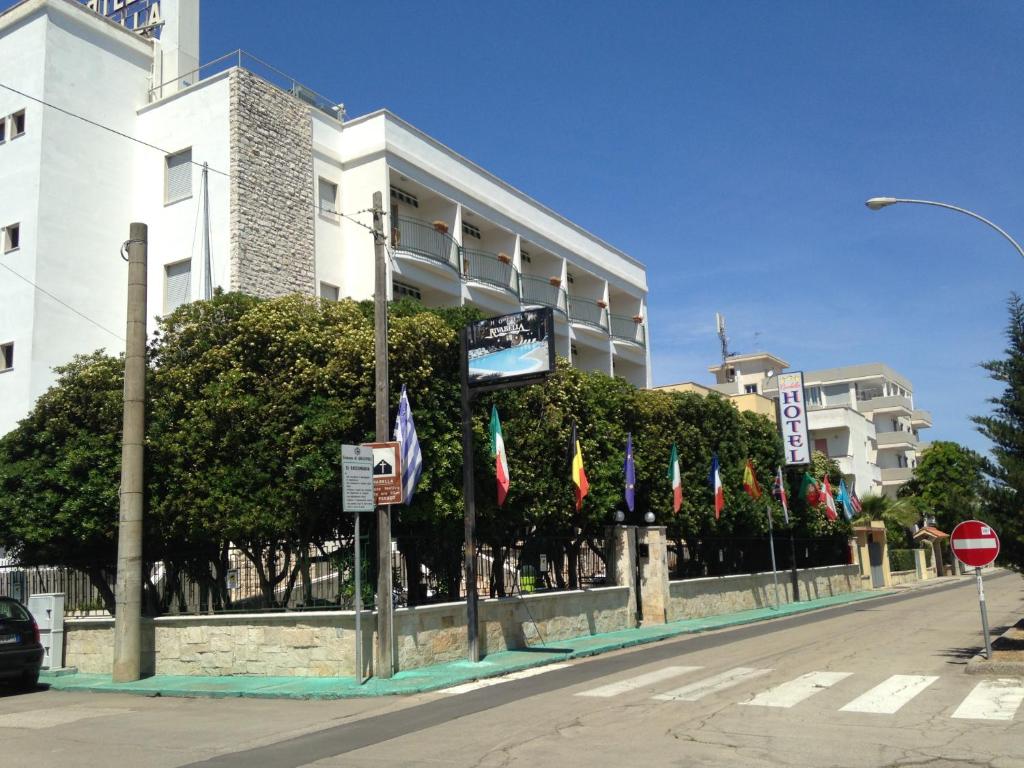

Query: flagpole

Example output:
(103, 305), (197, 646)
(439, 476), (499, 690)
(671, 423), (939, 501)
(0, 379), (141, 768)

(766, 502), (781, 610)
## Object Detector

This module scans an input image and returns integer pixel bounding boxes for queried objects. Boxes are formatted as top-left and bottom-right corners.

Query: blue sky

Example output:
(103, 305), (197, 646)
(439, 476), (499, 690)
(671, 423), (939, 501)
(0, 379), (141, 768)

(20, 1), (1024, 454)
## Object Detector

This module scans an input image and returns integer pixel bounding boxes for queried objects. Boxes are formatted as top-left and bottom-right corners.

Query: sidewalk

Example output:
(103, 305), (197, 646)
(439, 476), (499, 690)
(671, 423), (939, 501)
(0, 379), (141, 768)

(41, 588), (895, 700)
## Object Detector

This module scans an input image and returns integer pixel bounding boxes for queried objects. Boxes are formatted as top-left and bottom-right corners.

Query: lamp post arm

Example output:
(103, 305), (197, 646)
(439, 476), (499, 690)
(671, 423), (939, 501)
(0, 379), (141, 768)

(886, 198), (1024, 261)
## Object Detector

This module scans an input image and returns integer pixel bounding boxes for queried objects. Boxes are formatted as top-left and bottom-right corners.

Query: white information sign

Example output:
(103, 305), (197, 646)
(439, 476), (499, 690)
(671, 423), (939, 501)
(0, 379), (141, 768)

(341, 444), (374, 513)
(777, 371), (811, 465)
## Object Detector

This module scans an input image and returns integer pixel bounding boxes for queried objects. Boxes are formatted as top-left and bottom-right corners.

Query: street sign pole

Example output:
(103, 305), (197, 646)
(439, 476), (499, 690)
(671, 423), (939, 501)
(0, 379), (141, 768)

(354, 511), (363, 683)
(766, 502), (781, 610)
(975, 566), (992, 660)
(342, 444), (374, 684)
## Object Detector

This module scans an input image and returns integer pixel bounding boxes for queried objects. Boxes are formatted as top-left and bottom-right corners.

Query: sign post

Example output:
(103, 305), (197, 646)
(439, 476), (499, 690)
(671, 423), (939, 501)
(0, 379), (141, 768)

(776, 372), (810, 601)
(342, 444), (374, 683)
(950, 519), (1001, 659)
(461, 308), (555, 663)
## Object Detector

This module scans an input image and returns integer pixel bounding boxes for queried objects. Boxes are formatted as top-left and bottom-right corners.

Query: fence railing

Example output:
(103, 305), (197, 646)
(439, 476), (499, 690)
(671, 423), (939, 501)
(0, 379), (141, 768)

(667, 537), (850, 579)
(520, 275), (568, 314)
(567, 295), (609, 330)
(392, 217), (460, 272)
(609, 313), (646, 346)
(461, 248), (520, 297)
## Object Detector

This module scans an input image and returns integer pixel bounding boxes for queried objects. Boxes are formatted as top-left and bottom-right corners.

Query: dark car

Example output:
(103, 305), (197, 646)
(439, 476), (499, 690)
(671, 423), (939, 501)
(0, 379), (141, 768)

(0, 597), (43, 691)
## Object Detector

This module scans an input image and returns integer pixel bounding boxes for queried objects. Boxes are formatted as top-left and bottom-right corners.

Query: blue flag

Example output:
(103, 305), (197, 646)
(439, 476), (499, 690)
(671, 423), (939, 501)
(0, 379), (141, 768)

(393, 384), (423, 505)
(836, 478), (854, 521)
(624, 433), (636, 512)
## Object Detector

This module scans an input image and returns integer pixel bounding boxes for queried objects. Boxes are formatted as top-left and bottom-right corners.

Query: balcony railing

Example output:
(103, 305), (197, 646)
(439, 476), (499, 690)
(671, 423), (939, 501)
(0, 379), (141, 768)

(392, 217), (460, 272)
(881, 466), (913, 484)
(568, 296), (609, 331)
(858, 394), (912, 414)
(521, 275), (568, 314)
(461, 248), (520, 297)
(609, 314), (646, 346)
(876, 431), (918, 448)
(911, 409), (932, 428)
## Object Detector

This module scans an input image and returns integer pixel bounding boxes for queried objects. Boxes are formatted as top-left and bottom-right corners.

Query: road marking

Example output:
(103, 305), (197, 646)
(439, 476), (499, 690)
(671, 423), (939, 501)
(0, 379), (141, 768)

(654, 667), (772, 702)
(439, 663), (571, 695)
(839, 675), (939, 714)
(741, 670), (852, 708)
(575, 666), (702, 698)
(952, 678), (1024, 721)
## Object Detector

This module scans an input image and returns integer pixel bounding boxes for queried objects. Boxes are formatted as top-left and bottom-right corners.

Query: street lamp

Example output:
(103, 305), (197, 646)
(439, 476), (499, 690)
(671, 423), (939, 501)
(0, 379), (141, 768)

(864, 197), (1024, 261)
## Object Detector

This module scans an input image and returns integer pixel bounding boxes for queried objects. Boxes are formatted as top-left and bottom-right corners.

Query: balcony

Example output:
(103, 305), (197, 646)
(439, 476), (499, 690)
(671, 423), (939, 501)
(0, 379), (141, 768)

(911, 409), (933, 428)
(521, 275), (568, 315)
(880, 467), (913, 485)
(876, 431), (918, 449)
(609, 314), (646, 347)
(461, 248), (520, 299)
(392, 217), (460, 273)
(857, 394), (912, 415)
(567, 296), (609, 332)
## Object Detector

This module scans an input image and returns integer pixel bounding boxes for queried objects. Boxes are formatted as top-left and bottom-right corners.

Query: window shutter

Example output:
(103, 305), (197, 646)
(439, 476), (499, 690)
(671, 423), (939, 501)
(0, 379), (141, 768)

(166, 149), (192, 202)
(319, 282), (339, 301)
(165, 261), (192, 311)
(318, 179), (337, 213)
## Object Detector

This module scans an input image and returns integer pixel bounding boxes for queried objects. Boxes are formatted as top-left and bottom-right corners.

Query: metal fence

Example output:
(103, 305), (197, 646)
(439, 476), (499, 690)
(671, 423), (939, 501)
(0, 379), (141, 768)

(0, 537), (608, 617)
(667, 536), (850, 579)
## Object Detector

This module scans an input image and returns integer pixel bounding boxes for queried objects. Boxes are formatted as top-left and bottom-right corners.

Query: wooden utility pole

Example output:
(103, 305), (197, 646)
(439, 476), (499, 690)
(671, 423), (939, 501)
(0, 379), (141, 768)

(372, 192), (394, 678)
(112, 223), (147, 682)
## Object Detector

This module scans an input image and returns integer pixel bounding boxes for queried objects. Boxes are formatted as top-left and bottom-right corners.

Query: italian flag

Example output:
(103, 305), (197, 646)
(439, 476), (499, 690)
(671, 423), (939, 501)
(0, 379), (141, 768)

(490, 406), (509, 507)
(668, 443), (682, 513)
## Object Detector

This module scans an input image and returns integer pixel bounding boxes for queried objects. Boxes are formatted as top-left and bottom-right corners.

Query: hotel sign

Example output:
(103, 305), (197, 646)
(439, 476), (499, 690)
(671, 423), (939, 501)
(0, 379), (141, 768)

(777, 371), (811, 465)
(80, 0), (163, 36)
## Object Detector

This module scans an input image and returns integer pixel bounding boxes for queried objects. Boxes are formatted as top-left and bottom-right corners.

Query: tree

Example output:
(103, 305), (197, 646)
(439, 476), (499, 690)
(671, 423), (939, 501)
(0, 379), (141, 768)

(972, 293), (1024, 572)
(898, 441), (986, 533)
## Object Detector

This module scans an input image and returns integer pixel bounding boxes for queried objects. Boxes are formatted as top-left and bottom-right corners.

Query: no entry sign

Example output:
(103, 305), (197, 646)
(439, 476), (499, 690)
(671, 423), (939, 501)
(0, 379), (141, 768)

(950, 520), (1000, 568)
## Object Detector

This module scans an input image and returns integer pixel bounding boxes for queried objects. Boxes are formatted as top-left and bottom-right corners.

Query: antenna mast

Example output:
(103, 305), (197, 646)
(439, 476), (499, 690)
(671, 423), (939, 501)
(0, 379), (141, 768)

(716, 312), (731, 366)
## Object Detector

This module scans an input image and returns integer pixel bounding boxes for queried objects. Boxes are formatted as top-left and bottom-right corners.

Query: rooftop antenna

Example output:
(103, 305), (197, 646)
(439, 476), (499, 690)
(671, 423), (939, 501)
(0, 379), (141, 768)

(716, 312), (732, 366)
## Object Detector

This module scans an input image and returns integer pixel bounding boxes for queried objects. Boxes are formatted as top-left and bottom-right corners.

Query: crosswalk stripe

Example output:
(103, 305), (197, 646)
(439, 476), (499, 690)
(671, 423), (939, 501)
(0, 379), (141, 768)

(439, 663), (571, 695)
(654, 667), (772, 702)
(952, 678), (1024, 721)
(741, 671), (852, 708)
(839, 675), (939, 714)
(576, 666), (702, 698)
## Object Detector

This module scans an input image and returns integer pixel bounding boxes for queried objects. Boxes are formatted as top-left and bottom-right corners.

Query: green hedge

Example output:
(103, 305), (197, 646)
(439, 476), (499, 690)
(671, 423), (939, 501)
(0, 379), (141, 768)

(889, 547), (931, 572)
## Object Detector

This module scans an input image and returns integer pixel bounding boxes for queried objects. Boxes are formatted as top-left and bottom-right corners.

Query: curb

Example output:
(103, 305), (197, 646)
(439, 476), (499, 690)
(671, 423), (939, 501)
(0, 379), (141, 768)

(965, 623), (1024, 676)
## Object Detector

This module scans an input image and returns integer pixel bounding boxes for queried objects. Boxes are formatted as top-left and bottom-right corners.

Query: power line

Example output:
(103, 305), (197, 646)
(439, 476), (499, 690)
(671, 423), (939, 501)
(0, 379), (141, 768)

(0, 262), (124, 342)
(0, 81), (230, 177)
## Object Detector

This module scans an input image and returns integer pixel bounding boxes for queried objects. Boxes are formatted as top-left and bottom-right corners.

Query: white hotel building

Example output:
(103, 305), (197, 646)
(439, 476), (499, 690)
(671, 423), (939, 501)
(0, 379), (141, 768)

(0, 0), (651, 436)
(709, 353), (933, 499)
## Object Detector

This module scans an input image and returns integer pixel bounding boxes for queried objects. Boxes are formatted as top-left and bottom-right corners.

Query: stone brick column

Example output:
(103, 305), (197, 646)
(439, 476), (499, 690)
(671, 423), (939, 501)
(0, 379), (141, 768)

(605, 525), (638, 627)
(636, 526), (670, 625)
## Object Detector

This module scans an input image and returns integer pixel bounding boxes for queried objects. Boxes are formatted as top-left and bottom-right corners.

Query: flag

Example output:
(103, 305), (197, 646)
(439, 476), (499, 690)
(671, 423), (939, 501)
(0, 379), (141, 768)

(570, 422), (589, 511)
(821, 474), (838, 522)
(743, 459), (762, 500)
(393, 384), (423, 505)
(668, 443), (682, 514)
(623, 433), (636, 513)
(836, 478), (855, 521)
(850, 488), (862, 515)
(490, 406), (509, 507)
(708, 453), (724, 519)
(799, 472), (820, 506)
(772, 466), (790, 525)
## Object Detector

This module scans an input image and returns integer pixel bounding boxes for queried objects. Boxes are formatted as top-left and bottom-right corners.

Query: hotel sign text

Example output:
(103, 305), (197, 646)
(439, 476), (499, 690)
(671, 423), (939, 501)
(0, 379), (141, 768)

(777, 371), (811, 465)
(80, 0), (163, 36)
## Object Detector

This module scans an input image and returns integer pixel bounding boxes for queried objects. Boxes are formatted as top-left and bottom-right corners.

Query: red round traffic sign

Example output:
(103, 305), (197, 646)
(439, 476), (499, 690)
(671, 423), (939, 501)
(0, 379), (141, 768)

(950, 519), (1000, 568)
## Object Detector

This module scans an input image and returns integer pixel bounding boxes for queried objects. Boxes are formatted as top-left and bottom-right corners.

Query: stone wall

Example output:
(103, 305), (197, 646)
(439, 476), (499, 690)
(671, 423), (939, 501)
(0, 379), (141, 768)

(668, 564), (861, 621)
(229, 69), (315, 297)
(64, 587), (632, 677)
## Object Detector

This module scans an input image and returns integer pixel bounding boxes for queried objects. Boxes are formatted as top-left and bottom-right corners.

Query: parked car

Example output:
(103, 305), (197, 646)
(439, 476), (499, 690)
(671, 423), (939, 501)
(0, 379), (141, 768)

(0, 596), (43, 691)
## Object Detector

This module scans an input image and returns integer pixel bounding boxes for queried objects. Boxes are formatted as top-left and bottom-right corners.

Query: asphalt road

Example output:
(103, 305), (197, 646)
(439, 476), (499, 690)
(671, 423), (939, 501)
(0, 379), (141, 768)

(2, 573), (1022, 768)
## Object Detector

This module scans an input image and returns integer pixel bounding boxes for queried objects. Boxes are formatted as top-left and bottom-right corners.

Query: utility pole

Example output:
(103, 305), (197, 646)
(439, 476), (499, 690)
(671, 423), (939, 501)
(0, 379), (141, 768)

(112, 223), (147, 683)
(372, 192), (394, 678)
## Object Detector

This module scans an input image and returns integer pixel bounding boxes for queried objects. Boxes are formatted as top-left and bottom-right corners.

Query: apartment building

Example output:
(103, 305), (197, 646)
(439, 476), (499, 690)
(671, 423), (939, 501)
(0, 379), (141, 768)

(707, 354), (932, 498)
(0, 0), (651, 436)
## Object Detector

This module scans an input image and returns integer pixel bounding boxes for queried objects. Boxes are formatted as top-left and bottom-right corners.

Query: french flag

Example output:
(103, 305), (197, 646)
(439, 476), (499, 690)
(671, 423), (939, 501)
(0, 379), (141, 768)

(709, 453), (724, 520)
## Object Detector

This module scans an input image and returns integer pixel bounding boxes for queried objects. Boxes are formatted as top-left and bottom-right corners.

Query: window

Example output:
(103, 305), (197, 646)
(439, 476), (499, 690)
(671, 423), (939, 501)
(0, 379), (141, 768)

(0, 342), (12, 372)
(0, 118), (5, 143)
(165, 148), (192, 204)
(805, 386), (822, 406)
(10, 110), (25, 138)
(744, 383), (758, 394)
(318, 178), (338, 215)
(3, 223), (19, 252)
(462, 222), (481, 240)
(319, 281), (339, 301)
(393, 280), (421, 301)
(520, 249), (532, 264)
(814, 438), (829, 456)
(389, 186), (418, 208)
(164, 260), (192, 312)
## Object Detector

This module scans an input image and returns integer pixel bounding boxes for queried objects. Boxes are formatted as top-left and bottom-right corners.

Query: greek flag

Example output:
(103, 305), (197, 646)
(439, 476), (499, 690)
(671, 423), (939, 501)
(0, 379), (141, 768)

(393, 384), (423, 504)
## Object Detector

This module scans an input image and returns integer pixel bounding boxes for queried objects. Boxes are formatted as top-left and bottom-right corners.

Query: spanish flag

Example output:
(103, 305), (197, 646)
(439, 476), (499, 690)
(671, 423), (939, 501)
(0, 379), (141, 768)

(570, 422), (589, 511)
(743, 459), (762, 500)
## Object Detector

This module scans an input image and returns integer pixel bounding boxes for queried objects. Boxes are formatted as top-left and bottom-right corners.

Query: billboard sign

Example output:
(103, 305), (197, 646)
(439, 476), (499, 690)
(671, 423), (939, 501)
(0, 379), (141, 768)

(777, 371), (811, 465)
(364, 441), (403, 506)
(466, 308), (555, 388)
